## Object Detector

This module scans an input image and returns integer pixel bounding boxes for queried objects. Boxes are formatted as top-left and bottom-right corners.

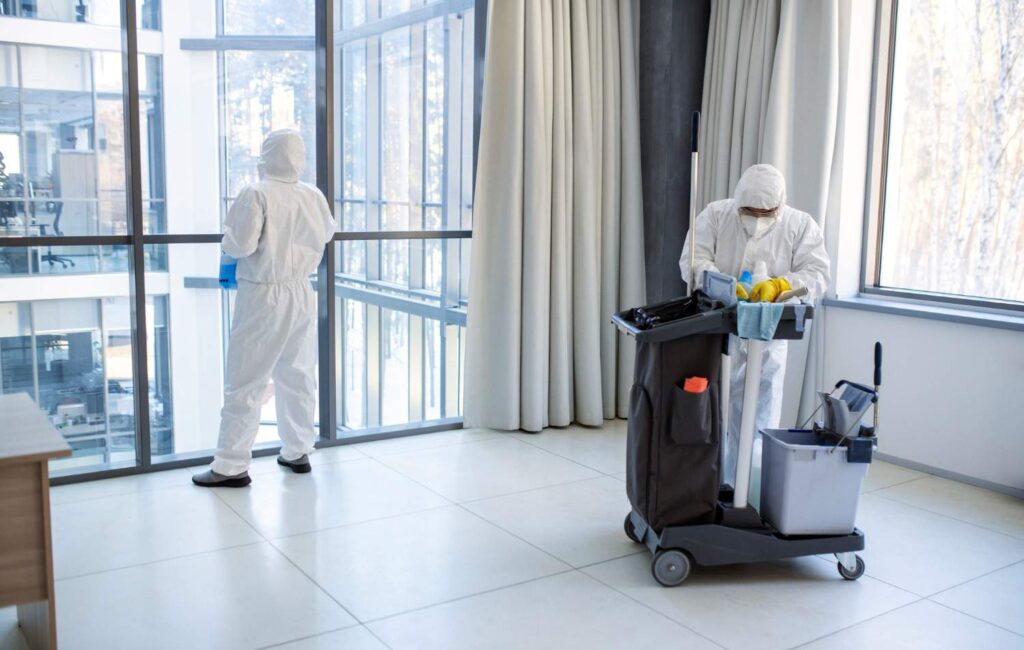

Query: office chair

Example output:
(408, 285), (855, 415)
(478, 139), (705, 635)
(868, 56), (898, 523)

(39, 203), (75, 269)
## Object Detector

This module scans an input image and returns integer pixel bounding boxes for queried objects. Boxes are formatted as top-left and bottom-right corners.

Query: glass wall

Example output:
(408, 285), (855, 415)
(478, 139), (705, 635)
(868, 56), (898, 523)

(0, 0), (475, 479)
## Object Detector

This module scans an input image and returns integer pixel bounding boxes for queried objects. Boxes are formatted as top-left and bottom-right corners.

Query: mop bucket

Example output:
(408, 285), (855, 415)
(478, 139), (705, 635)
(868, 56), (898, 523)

(760, 429), (870, 536)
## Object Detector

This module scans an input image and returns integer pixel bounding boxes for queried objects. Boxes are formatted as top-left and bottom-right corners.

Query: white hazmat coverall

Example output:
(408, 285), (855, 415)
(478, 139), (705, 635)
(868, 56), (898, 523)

(679, 164), (830, 486)
(211, 130), (337, 476)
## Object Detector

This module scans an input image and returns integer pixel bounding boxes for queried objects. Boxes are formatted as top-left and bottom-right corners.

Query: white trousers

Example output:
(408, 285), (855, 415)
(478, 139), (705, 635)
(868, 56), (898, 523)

(212, 279), (318, 475)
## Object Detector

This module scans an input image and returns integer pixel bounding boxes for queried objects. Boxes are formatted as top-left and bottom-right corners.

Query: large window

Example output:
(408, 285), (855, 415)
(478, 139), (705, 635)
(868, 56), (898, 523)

(868, 0), (1024, 306)
(334, 0), (474, 432)
(0, 0), (477, 480)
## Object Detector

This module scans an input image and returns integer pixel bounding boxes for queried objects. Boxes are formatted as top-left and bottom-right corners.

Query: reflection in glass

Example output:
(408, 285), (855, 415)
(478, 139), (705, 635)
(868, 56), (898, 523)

(0, 44), (163, 238)
(0, 0), (159, 28)
(0, 295), (158, 473)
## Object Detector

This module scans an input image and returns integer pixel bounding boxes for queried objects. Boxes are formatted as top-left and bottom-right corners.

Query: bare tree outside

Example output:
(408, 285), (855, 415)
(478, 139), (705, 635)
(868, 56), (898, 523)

(881, 0), (1024, 303)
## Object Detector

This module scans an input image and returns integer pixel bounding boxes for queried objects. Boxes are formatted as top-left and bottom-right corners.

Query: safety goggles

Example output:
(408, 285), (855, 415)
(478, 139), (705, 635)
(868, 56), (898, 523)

(738, 206), (779, 219)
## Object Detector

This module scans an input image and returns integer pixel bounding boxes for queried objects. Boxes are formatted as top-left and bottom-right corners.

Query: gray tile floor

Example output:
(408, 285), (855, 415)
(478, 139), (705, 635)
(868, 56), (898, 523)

(4, 421), (1023, 649)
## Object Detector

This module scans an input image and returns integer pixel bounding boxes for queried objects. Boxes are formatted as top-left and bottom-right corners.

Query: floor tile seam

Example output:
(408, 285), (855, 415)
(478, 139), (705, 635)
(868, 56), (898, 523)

(48, 472), (205, 506)
(450, 501), (581, 569)
(786, 598), (924, 649)
(353, 434), (505, 458)
(54, 539), (269, 583)
(570, 549), (650, 570)
(922, 599), (1024, 640)
(457, 473), (615, 505)
(265, 503), (456, 542)
(210, 483), (275, 541)
(503, 434), (625, 476)
(808, 555), (930, 597)
(249, 622), (366, 650)
(861, 474), (930, 494)
(262, 539), (363, 631)
(574, 567), (729, 650)
(925, 558), (1024, 599)
(365, 453), (601, 508)
(372, 435), (612, 480)
(362, 624), (396, 650)
(868, 491), (1024, 541)
(359, 568), (579, 626)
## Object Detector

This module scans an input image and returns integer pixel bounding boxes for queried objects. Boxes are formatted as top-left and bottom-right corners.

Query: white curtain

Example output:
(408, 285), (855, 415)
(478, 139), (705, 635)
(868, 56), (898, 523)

(699, 0), (845, 424)
(464, 0), (645, 432)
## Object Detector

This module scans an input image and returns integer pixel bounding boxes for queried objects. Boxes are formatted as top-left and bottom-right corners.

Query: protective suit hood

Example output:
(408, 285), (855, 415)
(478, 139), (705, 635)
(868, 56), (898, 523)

(258, 129), (306, 183)
(733, 163), (786, 210)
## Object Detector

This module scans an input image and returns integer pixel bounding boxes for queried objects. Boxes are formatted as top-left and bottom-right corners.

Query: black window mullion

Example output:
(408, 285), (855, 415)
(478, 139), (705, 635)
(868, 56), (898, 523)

(120, 0), (152, 468)
(316, 0), (338, 441)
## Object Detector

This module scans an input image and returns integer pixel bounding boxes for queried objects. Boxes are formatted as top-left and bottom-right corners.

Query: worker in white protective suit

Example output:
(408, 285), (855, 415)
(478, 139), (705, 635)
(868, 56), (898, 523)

(679, 164), (830, 487)
(193, 130), (336, 488)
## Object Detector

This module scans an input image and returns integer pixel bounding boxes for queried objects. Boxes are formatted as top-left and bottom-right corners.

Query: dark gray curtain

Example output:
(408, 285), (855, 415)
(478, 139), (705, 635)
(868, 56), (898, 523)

(638, 0), (711, 302)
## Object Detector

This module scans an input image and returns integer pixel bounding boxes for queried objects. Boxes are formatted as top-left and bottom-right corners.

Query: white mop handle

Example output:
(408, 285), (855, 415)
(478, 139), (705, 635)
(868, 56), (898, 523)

(688, 112), (700, 296)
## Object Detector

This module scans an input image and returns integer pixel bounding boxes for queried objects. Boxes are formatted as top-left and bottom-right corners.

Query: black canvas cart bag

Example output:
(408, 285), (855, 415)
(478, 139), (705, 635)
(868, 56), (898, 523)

(623, 295), (727, 530)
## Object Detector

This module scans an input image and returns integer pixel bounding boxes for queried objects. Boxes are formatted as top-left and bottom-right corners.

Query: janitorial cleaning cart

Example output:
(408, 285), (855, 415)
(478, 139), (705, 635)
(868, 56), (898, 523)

(614, 290), (881, 586)
(614, 111), (880, 586)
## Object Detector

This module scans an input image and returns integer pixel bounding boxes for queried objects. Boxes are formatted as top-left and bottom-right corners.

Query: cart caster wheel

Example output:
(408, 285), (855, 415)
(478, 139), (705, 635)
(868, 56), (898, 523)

(838, 555), (865, 581)
(624, 514), (642, 544)
(651, 549), (690, 587)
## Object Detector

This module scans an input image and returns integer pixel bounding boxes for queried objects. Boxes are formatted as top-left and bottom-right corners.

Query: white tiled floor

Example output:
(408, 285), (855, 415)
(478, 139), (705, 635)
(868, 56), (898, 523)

(5, 423), (1023, 650)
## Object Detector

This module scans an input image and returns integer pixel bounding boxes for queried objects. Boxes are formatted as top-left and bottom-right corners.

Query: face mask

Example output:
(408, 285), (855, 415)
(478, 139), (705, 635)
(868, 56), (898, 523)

(741, 214), (778, 238)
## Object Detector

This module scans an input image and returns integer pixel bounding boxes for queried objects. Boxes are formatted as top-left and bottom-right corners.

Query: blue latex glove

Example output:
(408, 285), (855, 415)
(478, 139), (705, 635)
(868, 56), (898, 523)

(218, 253), (238, 290)
(736, 302), (784, 341)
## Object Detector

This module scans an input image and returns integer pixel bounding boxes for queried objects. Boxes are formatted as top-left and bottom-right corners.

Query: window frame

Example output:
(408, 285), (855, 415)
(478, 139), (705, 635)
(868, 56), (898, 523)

(862, 0), (1024, 313)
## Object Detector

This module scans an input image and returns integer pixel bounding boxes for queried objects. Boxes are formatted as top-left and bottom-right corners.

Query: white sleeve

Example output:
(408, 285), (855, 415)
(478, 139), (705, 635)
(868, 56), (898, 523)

(679, 206), (720, 290)
(782, 217), (831, 302)
(318, 191), (338, 245)
(222, 186), (265, 259)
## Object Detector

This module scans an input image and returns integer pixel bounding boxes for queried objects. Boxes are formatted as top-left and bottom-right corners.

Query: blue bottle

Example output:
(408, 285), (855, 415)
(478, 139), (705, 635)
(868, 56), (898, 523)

(737, 269), (753, 301)
(219, 253), (238, 290)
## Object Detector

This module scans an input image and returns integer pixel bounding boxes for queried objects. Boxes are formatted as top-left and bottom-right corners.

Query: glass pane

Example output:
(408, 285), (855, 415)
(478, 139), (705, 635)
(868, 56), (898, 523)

(880, 0), (1024, 303)
(223, 49), (317, 198)
(380, 307), (408, 425)
(338, 0), (367, 29)
(146, 243), (320, 463)
(223, 0), (314, 35)
(333, 10), (475, 232)
(0, 243), (131, 276)
(0, 252), (139, 475)
(339, 42), (367, 207)
(0, 44), (134, 238)
(331, 3), (473, 436)
(381, 26), (422, 215)
(334, 239), (464, 435)
(0, 0), (158, 28)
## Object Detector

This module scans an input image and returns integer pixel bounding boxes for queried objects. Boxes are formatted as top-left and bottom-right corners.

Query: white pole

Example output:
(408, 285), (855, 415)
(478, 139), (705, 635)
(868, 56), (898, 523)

(733, 338), (764, 509)
(688, 112), (700, 296)
(720, 341), (731, 476)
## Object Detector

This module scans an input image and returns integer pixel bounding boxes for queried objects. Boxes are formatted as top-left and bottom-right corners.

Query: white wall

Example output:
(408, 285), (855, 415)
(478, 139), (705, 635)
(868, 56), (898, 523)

(821, 307), (1024, 491)
(811, 1), (1024, 493)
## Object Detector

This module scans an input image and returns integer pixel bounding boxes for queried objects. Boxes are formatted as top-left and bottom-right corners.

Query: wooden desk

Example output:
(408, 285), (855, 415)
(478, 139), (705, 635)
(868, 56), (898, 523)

(0, 393), (71, 650)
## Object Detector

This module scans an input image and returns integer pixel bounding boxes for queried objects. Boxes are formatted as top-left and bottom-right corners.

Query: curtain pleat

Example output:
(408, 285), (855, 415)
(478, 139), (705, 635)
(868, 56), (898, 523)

(465, 0), (643, 432)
